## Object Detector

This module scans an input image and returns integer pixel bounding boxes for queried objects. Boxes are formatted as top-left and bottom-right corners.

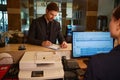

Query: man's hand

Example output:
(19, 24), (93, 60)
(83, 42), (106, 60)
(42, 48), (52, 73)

(61, 41), (68, 48)
(42, 40), (52, 47)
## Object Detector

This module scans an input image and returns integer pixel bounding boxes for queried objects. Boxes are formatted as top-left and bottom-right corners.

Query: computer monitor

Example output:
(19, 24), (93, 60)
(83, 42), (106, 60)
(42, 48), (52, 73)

(72, 32), (114, 58)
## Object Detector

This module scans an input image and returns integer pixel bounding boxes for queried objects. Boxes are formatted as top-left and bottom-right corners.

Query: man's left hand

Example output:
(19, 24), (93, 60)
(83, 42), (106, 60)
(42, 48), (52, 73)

(61, 41), (68, 48)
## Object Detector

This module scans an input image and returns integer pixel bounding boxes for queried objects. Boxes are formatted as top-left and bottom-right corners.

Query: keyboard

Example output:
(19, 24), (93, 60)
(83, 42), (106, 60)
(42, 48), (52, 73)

(62, 57), (86, 78)
(67, 60), (80, 69)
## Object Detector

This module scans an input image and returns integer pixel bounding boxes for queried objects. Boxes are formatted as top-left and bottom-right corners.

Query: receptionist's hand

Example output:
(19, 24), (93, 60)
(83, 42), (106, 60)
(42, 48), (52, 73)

(42, 40), (52, 47)
(61, 41), (67, 48)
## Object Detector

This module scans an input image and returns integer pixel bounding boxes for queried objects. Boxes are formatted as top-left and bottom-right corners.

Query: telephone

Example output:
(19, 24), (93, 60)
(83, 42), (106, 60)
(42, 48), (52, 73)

(62, 56), (85, 80)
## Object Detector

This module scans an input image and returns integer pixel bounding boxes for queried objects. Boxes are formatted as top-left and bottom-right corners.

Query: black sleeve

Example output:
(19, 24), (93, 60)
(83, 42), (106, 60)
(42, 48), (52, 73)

(27, 19), (43, 45)
(57, 23), (66, 44)
(84, 59), (94, 80)
(84, 56), (98, 80)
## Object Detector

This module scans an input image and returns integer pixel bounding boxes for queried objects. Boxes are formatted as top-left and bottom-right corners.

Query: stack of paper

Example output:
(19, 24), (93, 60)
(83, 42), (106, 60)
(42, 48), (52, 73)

(47, 44), (60, 50)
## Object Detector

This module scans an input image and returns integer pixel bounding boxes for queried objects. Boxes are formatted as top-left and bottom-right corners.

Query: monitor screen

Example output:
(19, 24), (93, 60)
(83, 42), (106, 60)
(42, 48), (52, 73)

(72, 32), (114, 58)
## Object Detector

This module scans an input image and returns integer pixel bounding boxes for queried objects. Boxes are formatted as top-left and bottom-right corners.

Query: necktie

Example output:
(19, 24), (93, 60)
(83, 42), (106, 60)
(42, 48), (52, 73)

(46, 22), (51, 40)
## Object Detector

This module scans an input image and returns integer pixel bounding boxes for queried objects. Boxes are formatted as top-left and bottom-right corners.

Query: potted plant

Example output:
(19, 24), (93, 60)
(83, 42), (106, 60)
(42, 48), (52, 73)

(0, 30), (24, 47)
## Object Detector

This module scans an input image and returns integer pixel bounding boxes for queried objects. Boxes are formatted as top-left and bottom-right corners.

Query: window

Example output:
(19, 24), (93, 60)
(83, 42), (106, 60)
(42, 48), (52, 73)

(0, 0), (8, 32)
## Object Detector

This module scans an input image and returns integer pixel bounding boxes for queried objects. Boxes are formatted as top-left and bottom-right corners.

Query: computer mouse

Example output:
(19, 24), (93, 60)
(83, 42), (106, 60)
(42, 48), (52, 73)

(0, 53), (13, 64)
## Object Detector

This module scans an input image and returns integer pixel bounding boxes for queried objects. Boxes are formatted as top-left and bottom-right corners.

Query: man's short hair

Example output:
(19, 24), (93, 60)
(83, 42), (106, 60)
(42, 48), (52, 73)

(46, 2), (59, 12)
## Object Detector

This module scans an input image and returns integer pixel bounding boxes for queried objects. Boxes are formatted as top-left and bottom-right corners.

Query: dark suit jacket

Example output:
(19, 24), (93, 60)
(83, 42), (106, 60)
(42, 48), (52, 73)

(27, 15), (65, 45)
(84, 45), (120, 80)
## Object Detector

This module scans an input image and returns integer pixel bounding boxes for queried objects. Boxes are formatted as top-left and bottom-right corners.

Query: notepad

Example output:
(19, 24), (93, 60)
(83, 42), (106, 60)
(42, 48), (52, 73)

(47, 44), (60, 50)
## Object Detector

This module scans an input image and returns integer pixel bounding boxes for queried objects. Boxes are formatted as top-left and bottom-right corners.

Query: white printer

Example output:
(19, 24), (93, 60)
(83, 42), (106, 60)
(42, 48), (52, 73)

(18, 51), (64, 80)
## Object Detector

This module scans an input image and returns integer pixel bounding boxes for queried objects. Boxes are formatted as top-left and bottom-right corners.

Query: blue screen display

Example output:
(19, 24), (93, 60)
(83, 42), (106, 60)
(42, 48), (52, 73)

(72, 32), (114, 58)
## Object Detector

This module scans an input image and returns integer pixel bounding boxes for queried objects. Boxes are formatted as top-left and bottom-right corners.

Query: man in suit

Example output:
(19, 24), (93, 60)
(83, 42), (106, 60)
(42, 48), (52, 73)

(27, 2), (67, 48)
(84, 5), (120, 80)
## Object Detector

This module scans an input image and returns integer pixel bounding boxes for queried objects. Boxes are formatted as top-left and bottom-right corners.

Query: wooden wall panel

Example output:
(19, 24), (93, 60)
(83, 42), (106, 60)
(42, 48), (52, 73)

(29, 0), (34, 25)
(8, 14), (21, 30)
(87, 0), (98, 11)
(86, 0), (98, 31)
(86, 16), (97, 31)
(61, 2), (67, 36)
(7, 0), (20, 8)
(7, 0), (21, 31)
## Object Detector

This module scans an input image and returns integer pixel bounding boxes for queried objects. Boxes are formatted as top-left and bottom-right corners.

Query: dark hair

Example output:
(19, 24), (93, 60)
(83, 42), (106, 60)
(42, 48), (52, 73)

(113, 5), (120, 20)
(46, 2), (59, 12)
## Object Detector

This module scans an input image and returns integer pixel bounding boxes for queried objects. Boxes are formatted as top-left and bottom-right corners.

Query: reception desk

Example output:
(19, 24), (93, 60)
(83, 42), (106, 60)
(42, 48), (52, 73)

(0, 44), (71, 52)
(0, 43), (87, 69)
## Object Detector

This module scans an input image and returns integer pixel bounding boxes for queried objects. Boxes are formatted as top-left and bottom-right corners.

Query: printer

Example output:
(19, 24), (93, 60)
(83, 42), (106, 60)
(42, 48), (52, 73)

(18, 51), (64, 80)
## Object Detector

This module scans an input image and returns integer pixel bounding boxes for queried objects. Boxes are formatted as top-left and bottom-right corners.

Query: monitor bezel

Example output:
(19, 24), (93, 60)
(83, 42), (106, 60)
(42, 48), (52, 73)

(71, 31), (114, 59)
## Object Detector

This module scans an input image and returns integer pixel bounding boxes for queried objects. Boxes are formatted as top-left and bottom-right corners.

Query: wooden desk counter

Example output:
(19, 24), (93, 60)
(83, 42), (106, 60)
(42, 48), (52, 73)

(76, 58), (88, 69)
(0, 43), (71, 52)
(0, 43), (87, 69)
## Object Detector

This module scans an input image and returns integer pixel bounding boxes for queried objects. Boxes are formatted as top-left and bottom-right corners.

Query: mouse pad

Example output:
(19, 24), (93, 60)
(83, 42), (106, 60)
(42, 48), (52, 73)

(31, 71), (43, 77)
